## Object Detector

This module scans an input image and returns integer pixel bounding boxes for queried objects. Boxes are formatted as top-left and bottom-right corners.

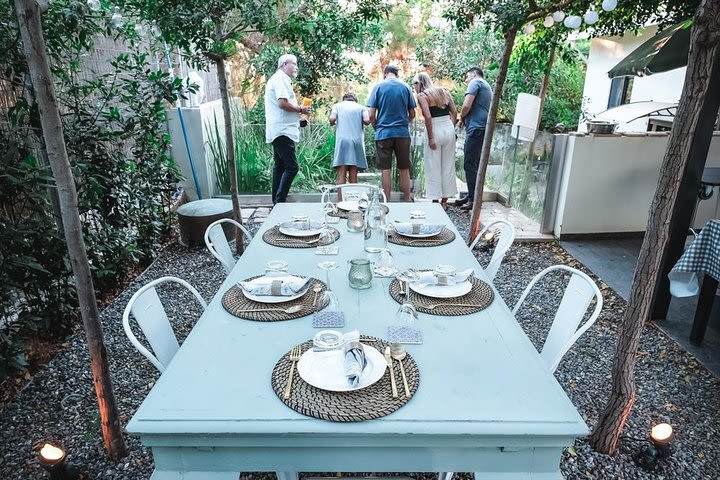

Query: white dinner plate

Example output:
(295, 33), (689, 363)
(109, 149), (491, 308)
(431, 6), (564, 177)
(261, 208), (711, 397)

(297, 345), (386, 392)
(336, 200), (361, 211)
(241, 275), (310, 304)
(394, 226), (444, 238)
(278, 220), (323, 237)
(409, 280), (472, 299)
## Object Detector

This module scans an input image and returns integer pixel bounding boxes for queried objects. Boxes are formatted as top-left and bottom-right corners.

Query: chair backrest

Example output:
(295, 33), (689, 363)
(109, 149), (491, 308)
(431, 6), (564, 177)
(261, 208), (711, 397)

(122, 276), (207, 373)
(468, 219), (515, 281)
(320, 183), (387, 203)
(512, 265), (603, 372)
(204, 218), (253, 275)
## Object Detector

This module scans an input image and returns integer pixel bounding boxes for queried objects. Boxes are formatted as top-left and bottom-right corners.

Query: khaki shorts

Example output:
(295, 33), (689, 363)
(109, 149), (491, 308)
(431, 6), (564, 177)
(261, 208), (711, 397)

(375, 137), (411, 170)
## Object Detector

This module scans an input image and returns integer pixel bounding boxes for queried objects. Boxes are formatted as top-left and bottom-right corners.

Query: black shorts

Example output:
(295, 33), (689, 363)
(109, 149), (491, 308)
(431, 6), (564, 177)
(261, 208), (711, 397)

(375, 137), (411, 170)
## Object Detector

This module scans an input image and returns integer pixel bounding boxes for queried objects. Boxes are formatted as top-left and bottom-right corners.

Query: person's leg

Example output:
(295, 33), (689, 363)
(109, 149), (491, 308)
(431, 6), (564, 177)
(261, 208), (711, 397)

(271, 138), (285, 204)
(439, 125), (458, 201)
(274, 135), (298, 203)
(462, 130), (484, 209)
(423, 138), (441, 201)
(348, 166), (358, 183)
(336, 166), (347, 185)
(395, 137), (412, 201)
(375, 139), (393, 201)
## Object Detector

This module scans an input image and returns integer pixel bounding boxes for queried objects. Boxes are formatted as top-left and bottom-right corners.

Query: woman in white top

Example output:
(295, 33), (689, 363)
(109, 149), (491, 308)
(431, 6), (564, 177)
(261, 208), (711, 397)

(413, 72), (458, 210)
(328, 92), (370, 185)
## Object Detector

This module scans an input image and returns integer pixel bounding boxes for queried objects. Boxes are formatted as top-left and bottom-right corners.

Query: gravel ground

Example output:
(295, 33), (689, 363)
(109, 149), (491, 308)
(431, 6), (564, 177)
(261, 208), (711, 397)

(1, 207), (718, 479)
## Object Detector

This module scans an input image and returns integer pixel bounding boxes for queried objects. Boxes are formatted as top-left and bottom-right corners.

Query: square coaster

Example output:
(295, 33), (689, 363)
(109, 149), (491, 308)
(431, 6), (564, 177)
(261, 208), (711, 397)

(387, 325), (423, 344)
(316, 245), (339, 255)
(312, 311), (345, 328)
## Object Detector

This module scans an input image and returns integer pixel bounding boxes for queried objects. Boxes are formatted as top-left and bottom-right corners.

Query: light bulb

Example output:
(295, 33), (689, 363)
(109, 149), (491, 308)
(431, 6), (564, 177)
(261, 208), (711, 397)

(543, 15), (554, 28)
(524, 23), (536, 35)
(585, 10), (599, 25)
(86, 0), (101, 11)
(602, 0), (618, 12)
(552, 10), (565, 22)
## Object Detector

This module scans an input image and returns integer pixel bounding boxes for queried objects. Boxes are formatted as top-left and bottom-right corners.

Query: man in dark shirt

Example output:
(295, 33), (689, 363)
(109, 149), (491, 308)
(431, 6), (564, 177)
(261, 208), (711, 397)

(458, 66), (492, 211)
(367, 65), (417, 201)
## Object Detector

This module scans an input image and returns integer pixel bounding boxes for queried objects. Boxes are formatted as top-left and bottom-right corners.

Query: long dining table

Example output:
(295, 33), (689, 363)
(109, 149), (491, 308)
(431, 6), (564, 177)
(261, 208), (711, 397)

(127, 202), (587, 480)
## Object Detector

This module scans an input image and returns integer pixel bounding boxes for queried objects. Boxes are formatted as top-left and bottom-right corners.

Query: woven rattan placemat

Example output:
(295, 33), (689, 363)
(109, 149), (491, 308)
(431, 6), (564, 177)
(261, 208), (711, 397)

(389, 276), (494, 315)
(271, 337), (419, 422)
(222, 277), (328, 321)
(262, 226), (340, 248)
(329, 204), (389, 219)
(388, 227), (455, 247)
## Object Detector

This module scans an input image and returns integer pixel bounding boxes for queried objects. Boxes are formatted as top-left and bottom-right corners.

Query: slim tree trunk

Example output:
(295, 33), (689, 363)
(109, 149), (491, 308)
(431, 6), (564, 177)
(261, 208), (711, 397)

(589, 0), (720, 454)
(467, 26), (518, 243)
(14, 0), (127, 459)
(519, 45), (555, 205)
(215, 55), (245, 254)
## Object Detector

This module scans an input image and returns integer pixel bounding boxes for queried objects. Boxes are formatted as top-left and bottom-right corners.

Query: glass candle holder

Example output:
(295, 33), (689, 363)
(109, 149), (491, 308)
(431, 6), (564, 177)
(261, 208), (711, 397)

(346, 210), (364, 232)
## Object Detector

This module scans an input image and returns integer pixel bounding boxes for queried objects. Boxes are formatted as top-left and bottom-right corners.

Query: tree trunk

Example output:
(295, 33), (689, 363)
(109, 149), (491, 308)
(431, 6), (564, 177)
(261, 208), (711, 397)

(467, 26), (518, 243)
(14, 0), (127, 459)
(589, 0), (720, 454)
(518, 45), (555, 205)
(214, 53), (245, 255)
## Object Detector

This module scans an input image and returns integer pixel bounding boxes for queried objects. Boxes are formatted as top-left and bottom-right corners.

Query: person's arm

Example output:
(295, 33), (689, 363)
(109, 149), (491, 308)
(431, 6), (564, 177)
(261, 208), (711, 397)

(329, 105), (338, 126)
(278, 98), (310, 114)
(460, 94), (475, 122)
(362, 108), (370, 126)
(368, 107), (377, 127)
(408, 86), (417, 121)
(418, 94), (436, 150)
(367, 86), (378, 127)
(448, 92), (458, 127)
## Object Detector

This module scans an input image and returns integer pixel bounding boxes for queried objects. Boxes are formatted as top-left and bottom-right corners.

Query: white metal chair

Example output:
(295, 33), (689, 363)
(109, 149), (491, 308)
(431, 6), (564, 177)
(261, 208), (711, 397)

(468, 219), (515, 281)
(204, 218), (253, 275)
(122, 276), (207, 373)
(320, 183), (387, 203)
(513, 265), (603, 372)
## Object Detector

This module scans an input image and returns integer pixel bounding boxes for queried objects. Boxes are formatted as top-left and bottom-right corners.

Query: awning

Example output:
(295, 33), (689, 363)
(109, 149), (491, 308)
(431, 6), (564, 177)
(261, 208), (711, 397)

(593, 101), (678, 123)
(607, 21), (691, 78)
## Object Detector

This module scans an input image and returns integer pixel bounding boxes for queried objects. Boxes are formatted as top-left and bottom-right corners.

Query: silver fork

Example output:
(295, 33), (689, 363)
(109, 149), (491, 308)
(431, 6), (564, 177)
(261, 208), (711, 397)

(283, 345), (302, 399)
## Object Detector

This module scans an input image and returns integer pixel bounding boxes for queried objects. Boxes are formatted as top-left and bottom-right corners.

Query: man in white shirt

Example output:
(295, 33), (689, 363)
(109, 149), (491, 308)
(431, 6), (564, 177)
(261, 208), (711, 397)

(264, 54), (311, 204)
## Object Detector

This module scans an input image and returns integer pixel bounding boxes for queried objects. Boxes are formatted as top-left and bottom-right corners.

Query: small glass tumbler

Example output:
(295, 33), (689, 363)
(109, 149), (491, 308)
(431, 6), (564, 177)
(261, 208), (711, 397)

(346, 210), (364, 232)
(313, 330), (343, 352)
(265, 260), (289, 277)
(433, 264), (456, 285)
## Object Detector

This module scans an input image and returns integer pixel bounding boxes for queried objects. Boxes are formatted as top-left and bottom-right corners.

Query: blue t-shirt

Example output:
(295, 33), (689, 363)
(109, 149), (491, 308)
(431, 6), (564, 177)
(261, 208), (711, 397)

(465, 78), (492, 135)
(367, 78), (417, 141)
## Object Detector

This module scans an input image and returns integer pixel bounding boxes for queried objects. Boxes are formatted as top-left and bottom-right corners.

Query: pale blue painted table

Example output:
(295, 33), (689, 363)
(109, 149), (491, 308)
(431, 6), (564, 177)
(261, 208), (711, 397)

(127, 203), (587, 480)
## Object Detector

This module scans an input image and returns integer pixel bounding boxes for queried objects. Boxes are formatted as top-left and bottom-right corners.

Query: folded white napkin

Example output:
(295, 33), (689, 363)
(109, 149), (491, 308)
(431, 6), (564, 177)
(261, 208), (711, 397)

(342, 330), (367, 387)
(280, 220), (323, 231)
(238, 275), (311, 296)
(413, 268), (474, 287)
(393, 222), (444, 235)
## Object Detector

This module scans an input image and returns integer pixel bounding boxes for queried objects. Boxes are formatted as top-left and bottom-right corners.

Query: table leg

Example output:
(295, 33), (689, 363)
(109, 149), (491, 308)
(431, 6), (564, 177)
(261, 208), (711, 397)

(690, 274), (719, 346)
(276, 471), (299, 480)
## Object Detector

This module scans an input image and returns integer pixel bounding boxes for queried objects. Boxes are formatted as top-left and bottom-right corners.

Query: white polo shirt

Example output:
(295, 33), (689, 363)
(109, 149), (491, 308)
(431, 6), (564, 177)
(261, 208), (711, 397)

(264, 69), (300, 143)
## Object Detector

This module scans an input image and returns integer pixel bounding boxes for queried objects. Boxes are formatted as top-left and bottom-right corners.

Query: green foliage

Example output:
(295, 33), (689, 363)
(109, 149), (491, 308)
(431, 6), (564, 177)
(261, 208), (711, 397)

(0, 0), (184, 379)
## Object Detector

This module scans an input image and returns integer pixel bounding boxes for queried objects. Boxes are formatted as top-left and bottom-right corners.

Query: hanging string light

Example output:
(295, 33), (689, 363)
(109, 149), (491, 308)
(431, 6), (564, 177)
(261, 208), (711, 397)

(584, 9), (599, 25)
(602, 0), (618, 12)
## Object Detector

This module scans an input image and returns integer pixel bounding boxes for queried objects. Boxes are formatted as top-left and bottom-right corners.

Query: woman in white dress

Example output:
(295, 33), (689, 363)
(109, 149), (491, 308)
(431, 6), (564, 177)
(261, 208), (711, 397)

(412, 72), (458, 210)
(328, 92), (370, 185)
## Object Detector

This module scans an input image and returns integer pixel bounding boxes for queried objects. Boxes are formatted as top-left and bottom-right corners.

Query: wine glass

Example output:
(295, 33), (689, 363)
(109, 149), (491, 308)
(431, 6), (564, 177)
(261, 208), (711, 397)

(394, 270), (419, 328)
(322, 201), (338, 223)
(317, 260), (341, 312)
(374, 248), (397, 277)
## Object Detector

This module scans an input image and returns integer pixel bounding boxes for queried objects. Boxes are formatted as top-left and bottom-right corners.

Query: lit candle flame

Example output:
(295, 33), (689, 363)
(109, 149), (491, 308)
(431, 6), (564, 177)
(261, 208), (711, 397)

(40, 443), (64, 461)
(650, 423), (673, 442)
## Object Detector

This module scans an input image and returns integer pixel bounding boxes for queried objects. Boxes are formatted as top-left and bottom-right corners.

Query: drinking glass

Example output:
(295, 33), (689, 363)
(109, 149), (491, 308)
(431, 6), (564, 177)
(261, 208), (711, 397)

(265, 260), (289, 277)
(317, 260), (341, 312)
(374, 249), (397, 277)
(317, 224), (336, 246)
(394, 270), (419, 327)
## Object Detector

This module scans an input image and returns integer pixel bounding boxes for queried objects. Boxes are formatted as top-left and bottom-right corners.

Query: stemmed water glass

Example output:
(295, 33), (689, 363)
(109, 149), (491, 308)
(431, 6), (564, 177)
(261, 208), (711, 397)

(317, 260), (340, 311)
(321, 201), (338, 224)
(394, 270), (419, 329)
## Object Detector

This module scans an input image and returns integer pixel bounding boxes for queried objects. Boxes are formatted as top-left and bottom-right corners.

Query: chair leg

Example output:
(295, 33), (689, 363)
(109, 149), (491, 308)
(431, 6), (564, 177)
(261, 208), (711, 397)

(438, 472), (455, 480)
(276, 472), (298, 480)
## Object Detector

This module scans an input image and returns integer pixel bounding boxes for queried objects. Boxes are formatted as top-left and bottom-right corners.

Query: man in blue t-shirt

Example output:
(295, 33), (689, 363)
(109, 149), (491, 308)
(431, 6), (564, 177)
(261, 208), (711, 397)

(458, 66), (493, 211)
(367, 65), (417, 201)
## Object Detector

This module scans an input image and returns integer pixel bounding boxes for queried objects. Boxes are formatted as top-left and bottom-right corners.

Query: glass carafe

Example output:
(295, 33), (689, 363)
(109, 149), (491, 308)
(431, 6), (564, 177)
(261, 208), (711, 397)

(363, 188), (386, 253)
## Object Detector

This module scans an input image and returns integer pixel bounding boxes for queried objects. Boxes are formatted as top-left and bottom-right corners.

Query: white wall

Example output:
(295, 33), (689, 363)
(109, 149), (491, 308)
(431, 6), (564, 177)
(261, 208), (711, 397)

(554, 133), (720, 236)
(166, 100), (226, 200)
(581, 27), (687, 132)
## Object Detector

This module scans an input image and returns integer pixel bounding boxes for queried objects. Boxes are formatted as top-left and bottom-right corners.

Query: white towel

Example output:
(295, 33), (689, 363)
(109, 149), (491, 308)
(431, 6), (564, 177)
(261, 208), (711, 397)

(239, 276), (311, 296)
(394, 222), (444, 236)
(413, 268), (474, 287)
